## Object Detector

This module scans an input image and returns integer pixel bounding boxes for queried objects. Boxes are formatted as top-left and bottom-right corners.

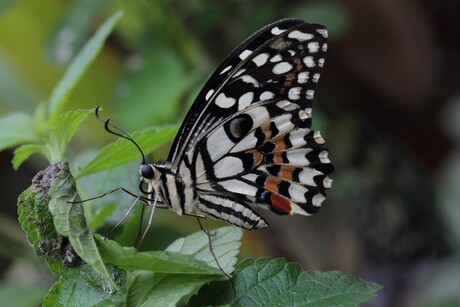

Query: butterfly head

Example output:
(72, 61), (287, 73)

(138, 163), (163, 198)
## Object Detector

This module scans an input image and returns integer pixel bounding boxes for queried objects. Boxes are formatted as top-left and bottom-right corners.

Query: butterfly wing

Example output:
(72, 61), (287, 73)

(192, 100), (333, 229)
(169, 20), (332, 229)
(168, 19), (327, 168)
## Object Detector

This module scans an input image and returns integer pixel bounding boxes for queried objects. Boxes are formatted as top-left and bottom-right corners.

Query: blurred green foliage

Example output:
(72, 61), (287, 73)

(0, 1), (365, 305)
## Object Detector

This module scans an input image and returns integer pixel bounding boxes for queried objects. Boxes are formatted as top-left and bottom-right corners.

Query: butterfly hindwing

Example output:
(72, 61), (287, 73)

(193, 100), (332, 226)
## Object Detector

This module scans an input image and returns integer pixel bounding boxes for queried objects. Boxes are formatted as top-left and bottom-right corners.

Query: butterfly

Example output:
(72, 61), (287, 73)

(138, 19), (333, 231)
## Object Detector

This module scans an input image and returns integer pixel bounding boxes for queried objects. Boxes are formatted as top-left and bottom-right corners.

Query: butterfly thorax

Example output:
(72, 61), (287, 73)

(140, 162), (196, 216)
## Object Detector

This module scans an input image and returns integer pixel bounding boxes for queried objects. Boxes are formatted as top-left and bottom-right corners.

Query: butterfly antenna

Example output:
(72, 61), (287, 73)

(95, 106), (146, 164)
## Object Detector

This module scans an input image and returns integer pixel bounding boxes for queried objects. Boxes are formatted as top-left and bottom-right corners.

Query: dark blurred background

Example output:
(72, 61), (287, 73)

(1, 0), (460, 306)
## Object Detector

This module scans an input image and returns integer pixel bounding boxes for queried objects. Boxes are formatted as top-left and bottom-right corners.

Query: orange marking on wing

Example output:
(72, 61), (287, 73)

(261, 122), (272, 140)
(273, 138), (287, 152)
(274, 153), (283, 164)
(247, 150), (263, 166)
(265, 176), (281, 193)
(284, 72), (295, 87)
(279, 166), (295, 181)
(270, 193), (292, 214)
(293, 57), (303, 71)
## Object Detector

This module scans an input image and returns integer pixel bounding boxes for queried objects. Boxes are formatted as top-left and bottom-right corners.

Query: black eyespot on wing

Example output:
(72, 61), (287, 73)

(224, 113), (254, 142)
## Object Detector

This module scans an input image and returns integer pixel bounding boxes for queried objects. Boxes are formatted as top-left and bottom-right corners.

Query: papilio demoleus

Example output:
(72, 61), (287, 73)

(138, 19), (334, 230)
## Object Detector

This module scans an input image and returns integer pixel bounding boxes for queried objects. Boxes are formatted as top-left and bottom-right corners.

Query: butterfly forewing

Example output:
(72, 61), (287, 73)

(168, 20), (327, 167)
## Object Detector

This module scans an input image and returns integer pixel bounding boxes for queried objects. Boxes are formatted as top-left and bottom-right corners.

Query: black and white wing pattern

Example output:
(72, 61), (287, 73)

(167, 19), (333, 229)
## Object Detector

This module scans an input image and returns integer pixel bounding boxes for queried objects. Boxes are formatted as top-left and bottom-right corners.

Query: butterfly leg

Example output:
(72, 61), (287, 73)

(136, 192), (159, 249)
(197, 216), (233, 281)
(104, 196), (141, 241)
(68, 187), (154, 204)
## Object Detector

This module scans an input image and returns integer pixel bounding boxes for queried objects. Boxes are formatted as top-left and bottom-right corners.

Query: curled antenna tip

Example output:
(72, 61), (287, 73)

(94, 105), (147, 164)
(95, 106), (108, 124)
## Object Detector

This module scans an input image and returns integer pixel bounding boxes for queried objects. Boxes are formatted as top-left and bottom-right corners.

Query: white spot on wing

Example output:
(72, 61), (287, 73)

(214, 156), (245, 178)
(219, 179), (258, 196)
(318, 151), (330, 164)
(242, 173), (258, 182)
(205, 89), (214, 101)
(288, 183), (308, 203)
(220, 65), (232, 75)
(215, 93), (236, 108)
(298, 110), (308, 120)
(297, 71), (309, 84)
(234, 69), (246, 77)
(276, 100), (297, 111)
(313, 73), (320, 82)
(273, 62), (292, 74)
(241, 75), (259, 87)
(273, 114), (294, 134)
(260, 91), (275, 101)
(288, 87), (301, 100)
(288, 30), (313, 41)
(318, 58), (325, 67)
(238, 92), (254, 110)
(271, 26), (286, 35)
(239, 49), (252, 60)
(289, 128), (309, 147)
(231, 133), (258, 153)
(313, 131), (325, 144)
(299, 168), (323, 186)
(270, 54), (283, 62)
(303, 56), (315, 67)
(306, 90), (314, 99)
(207, 128), (233, 161)
(316, 28), (328, 38)
(286, 148), (313, 166)
(307, 41), (320, 53)
(252, 53), (269, 67)
(312, 194), (326, 206)
(323, 177), (333, 188)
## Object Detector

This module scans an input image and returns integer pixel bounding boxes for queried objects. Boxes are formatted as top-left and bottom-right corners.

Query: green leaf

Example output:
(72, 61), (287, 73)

(75, 126), (178, 178)
(17, 164), (68, 275)
(167, 225), (242, 275)
(43, 264), (125, 307)
(126, 271), (217, 307)
(47, 0), (110, 64)
(48, 11), (123, 121)
(114, 43), (201, 130)
(118, 252), (222, 275)
(0, 49), (40, 113)
(88, 202), (117, 231)
(46, 109), (92, 162)
(12, 144), (50, 170)
(46, 162), (118, 290)
(95, 235), (221, 275)
(97, 228), (242, 307)
(190, 258), (383, 307)
(0, 113), (40, 151)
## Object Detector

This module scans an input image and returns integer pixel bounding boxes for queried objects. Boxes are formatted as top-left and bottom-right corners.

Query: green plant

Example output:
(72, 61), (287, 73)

(2, 11), (382, 306)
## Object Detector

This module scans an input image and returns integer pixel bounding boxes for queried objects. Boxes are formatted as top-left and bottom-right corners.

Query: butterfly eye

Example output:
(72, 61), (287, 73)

(141, 164), (155, 179)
